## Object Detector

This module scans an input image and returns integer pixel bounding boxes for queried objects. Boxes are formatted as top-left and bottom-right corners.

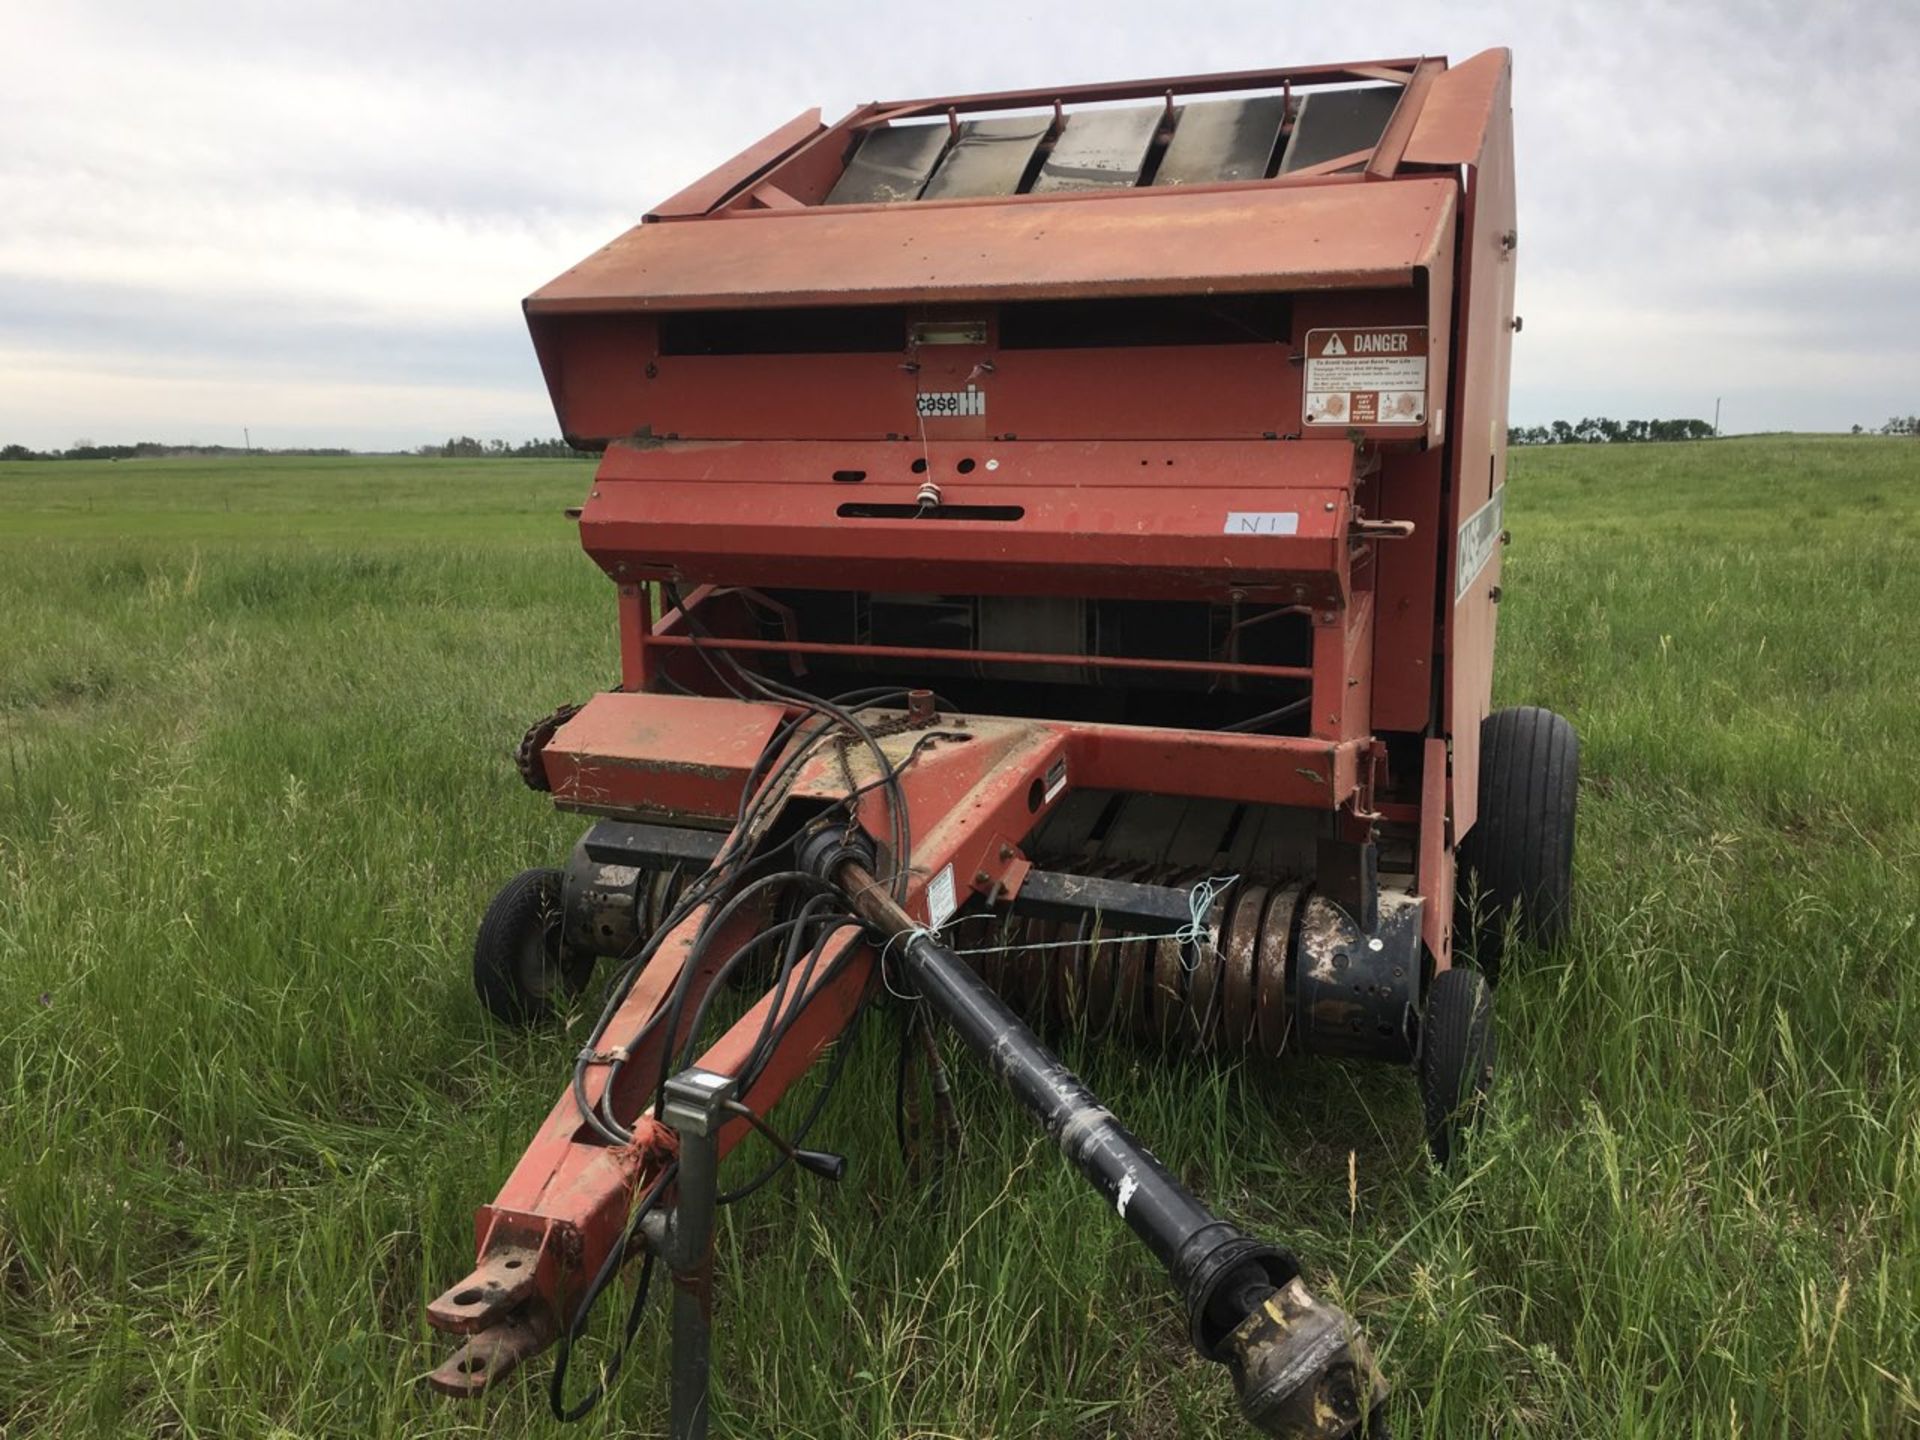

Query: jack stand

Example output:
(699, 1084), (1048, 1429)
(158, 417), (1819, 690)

(659, 1068), (733, 1440)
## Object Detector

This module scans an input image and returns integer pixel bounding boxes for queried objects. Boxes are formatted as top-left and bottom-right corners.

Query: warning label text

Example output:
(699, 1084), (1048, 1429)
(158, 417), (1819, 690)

(1303, 327), (1429, 427)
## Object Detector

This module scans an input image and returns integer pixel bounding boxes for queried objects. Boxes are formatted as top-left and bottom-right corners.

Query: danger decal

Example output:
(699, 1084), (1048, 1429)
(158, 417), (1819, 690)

(1302, 327), (1429, 427)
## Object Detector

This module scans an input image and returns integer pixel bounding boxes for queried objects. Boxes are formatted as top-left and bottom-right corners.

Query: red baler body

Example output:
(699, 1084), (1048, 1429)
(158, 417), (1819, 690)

(428, 51), (1520, 1409)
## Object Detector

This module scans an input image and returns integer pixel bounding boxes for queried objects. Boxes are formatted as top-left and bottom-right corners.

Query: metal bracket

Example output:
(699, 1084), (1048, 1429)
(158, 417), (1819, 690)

(1006, 869), (1200, 933)
(1315, 836), (1379, 932)
(583, 819), (728, 869)
(1292, 891), (1423, 1063)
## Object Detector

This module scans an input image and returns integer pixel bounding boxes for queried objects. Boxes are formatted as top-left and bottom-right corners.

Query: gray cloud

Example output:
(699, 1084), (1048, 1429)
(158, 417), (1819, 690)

(3, 0), (1916, 448)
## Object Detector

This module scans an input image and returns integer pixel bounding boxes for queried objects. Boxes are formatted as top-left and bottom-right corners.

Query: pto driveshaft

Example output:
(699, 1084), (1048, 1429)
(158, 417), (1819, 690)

(827, 857), (1388, 1439)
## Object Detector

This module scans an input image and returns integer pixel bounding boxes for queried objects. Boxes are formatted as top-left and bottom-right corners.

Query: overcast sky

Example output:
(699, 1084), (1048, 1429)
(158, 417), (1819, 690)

(3, 0), (1914, 450)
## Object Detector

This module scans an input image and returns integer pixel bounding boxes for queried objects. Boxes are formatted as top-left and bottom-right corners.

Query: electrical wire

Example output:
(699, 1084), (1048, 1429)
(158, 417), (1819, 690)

(546, 608), (940, 1417)
(567, 680), (923, 1143)
(718, 993), (868, 1206)
(547, 1164), (675, 1422)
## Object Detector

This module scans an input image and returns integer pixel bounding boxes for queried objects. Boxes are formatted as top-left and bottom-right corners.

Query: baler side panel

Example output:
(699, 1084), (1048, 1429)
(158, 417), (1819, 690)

(1440, 55), (1517, 839)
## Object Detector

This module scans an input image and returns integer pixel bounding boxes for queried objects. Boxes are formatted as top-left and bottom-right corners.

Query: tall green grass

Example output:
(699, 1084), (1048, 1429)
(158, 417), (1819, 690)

(1, 442), (1915, 1437)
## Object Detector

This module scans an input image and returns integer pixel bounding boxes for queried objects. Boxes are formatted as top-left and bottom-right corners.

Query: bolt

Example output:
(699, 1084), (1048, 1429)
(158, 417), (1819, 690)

(1324, 501), (1336, 512)
(973, 870), (991, 888)
(998, 843), (1014, 860)
(1489, 585), (1503, 602)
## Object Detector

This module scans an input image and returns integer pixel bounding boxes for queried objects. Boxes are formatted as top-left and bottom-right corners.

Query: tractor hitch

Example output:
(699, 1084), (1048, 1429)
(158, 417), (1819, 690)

(1223, 1276), (1391, 1438)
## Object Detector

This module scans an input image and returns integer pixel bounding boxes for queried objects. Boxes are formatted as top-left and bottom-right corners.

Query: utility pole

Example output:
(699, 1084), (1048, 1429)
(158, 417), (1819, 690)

(1712, 398), (1721, 437)
(243, 426), (252, 454)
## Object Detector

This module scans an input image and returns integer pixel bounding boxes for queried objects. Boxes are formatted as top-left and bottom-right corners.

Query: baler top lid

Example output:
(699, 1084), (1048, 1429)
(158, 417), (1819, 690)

(526, 50), (1511, 316)
(528, 180), (1457, 314)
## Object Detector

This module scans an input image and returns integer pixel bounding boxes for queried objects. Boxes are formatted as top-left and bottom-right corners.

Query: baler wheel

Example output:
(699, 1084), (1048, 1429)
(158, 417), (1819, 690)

(472, 868), (594, 1027)
(1417, 966), (1496, 1167)
(1456, 705), (1579, 983)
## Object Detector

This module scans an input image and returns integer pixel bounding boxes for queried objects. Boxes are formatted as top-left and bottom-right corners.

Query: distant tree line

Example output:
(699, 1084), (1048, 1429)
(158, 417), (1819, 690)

(1859, 415), (1919, 436)
(1, 437), (595, 461)
(0, 440), (356, 461)
(417, 437), (595, 458)
(1507, 417), (1715, 445)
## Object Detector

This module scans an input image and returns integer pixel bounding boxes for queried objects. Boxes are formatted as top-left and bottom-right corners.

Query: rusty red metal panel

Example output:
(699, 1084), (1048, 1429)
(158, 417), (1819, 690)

(579, 439), (1355, 605)
(1403, 48), (1509, 167)
(1368, 449), (1445, 731)
(1439, 54), (1516, 840)
(542, 692), (789, 822)
(1064, 724), (1363, 811)
(526, 179), (1457, 315)
(978, 345), (1301, 440)
(1416, 735), (1454, 967)
(615, 582), (652, 691)
(1307, 590), (1375, 742)
(643, 108), (827, 219)
(580, 343), (1305, 446)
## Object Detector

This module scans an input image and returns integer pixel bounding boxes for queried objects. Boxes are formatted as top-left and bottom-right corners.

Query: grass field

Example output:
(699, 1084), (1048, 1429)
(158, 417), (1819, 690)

(2, 437), (1917, 1438)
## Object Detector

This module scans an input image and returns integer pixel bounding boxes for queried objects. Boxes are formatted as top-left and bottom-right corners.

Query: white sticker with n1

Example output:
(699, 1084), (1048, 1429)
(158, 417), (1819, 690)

(1302, 326), (1428, 426)
(1223, 512), (1299, 535)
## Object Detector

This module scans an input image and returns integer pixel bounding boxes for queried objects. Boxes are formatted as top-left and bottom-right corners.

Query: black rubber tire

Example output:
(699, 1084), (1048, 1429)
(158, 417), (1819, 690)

(1455, 705), (1578, 984)
(472, 868), (594, 1027)
(1418, 966), (1495, 1167)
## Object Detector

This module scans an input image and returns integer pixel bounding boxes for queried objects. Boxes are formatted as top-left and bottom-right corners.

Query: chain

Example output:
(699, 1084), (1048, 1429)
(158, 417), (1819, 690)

(516, 701), (584, 792)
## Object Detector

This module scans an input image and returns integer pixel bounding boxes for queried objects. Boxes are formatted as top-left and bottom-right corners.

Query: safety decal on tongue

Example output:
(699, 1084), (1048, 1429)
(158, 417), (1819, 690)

(1303, 326), (1428, 427)
(925, 864), (958, 931)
